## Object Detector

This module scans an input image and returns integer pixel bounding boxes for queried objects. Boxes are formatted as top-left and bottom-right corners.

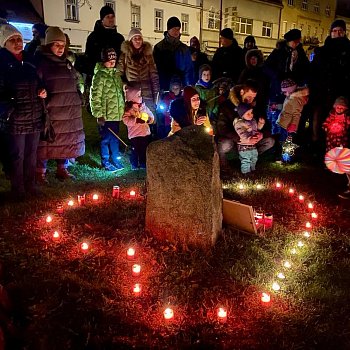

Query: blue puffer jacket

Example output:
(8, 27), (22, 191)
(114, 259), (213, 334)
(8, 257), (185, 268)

(0, 48), (43, 134)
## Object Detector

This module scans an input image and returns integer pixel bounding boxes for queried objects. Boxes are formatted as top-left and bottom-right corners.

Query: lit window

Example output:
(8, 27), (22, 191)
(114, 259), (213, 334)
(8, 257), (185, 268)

(282, 21), (287, 36)
(181, 14), (189, 34)
(288, 0), (294, 6)
(262, 21), (272, 37)
(65, 0), (78, 21)
(208, 8), (220, 30)
(301, 0), (308, 11)
(235, 17), (253, 35)
(131, 5), (141, 28)
(154, 9), (163, 32)
(104, 1), (115, 10)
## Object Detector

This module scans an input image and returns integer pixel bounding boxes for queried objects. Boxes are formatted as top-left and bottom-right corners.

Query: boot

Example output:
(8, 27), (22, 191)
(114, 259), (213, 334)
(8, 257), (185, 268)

(56, 168), (76, 181)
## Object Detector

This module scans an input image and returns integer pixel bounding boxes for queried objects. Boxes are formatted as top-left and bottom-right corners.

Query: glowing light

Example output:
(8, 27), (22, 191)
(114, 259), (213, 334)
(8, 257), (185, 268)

(238, 184), (245, 190)
(112, 185), (120, 198)
(297, 241), (304, 247)
(261, 292), (271, 303)
(129, 190), (136, 197)
(133, 283), (142, 296)
(283, 261), (292, 268)
(290, 248), (297, 255)
(275, 182), (282, 189)
(68, 200), (74, 207)
(92, 194), (99, 201)
(256, 184), (263, 190)
(311, 212), (318, 220)
(303, 231), (311, 238)
(52, 231), (60, 240)
(307, 202), (314, 210)
(127, 248), (135, 259)
(77, 194), (86, 206)
(81, 242), (89, 251)
(217, 307), (227, 320)
(277, 272), (286, 279)
(163, 308), (174, 320)
(56, 205), (64, 214)
(288, 188), (295, 195)
(298, 195), (305, 202)
(281, 136), (299, 162)
(132, 264), (141, 276)
(305, 222), (312, 229)
(272, 282), (281, 291)
(205, 126), (213, 134)
(46, 215), (53, 223)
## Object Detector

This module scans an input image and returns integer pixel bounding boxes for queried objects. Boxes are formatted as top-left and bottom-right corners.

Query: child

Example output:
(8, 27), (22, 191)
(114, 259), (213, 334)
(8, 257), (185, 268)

(277, 79), (309, 139)
(322, 97), (350, 200)
(90, 48), (125, 172)
(122, 86), (154, 170)
(234, 103), (264, 174)
(195, 64), (218, 123)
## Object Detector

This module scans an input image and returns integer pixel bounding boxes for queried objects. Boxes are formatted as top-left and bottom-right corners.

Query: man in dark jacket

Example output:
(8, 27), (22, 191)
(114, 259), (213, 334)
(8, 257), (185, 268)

(153, 16), (194, 91)
(84, 5), (125, 77)
(212, 28), (244, 84)
(190, 36), (210, 82)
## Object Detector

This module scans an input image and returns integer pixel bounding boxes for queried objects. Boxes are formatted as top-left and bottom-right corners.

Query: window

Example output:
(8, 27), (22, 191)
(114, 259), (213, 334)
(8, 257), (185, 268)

(282, 21), (287, 36)
(287, 0), (294, 6)
(262, 22), (272, 37)
(301, 0), (308, 11)
(208, 8), (220, 30)
(131, 5), (141, 28)
(314, 2), (319, 13)
(325, 5), (331, 17)
(235, 17), (253, 35)
(104, 1), (115, 10)
(65, 0), (78, 21)
(154, 9), (163, 32)
(181, 14), (189, 34)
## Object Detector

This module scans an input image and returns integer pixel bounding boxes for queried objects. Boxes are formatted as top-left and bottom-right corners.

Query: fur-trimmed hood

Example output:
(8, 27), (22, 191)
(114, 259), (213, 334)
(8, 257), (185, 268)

(290, 86), (309, 98)
(228, 84), (257, 108)
(120, 40), (153, 56)
(245, 49), (264, 68)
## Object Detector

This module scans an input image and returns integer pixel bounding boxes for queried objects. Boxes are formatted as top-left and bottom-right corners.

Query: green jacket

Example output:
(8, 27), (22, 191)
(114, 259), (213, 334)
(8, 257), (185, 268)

(90, 63), (125, 121)
(195, 83), (219, 120)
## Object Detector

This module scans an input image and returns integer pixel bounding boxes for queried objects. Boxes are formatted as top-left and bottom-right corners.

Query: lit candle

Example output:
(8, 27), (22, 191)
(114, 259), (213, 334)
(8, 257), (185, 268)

(52, 231), (60, 240)
(68, 200), (74, 207)
(92, 194), (99, 201)
(275, 182), (282, 189)
(298, 195), (305, 202)
(283, 261), (292, 268)
(290, 248), (297, 255)
(132, 264), (141, 276)
(81, 242), (89, 251)
(272, 282), (281, 291)
(129, 190), (136, 198)
(163, 308), (174, 320)
(277, 272), (285, 279)
(238, 184), (244, 190)
(127, 248), (135, 260)
(77, 194), (86, 206)
(311, 212), (318, 220)
(112, 185), (120, 199)
(303, 231), (311, 238)
(217, 307), (227, 321)
(305, 222), (312, 229)
(133, 283), (142, 296)
(261, 292), (271, 303)
(56, 205), (64, 214)
(46, 215), (53, 223)
(256, 184), (263, 190)
(307, 202), (314, 210)
(297, 241), (304, 247)
(288, 188), (295, 195)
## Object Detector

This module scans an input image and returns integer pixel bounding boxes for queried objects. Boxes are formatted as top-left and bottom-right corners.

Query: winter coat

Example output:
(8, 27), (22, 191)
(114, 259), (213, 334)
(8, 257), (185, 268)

(322, 110), (350, 152)
(153, 32), (194, 90)
(234, 117), (260, 146)
(122, 102), (154, 139)
(265, 41), (310, 102)
(192, 50), (210, 82)
(117, 40), (159, 111)
(195, 81), (219, 120)
(277, 86), (309, 130)
(0, 48), (43, 134)
(211, 40), (244, 83)
(310, 36), (350, 106)
(84, 20), (125, 75)
(90, 63), (125, 121)
(35, 47), (85, 160)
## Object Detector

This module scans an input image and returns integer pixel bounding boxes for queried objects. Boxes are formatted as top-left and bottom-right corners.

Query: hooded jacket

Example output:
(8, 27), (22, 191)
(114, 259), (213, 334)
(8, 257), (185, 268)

(90, 62), (125, 121)
(117, 40), (159, 110)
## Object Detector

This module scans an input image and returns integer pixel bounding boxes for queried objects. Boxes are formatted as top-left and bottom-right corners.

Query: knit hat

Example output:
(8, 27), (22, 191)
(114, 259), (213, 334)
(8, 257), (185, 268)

(32, 23), (48, 38)
(284, 29), (301, 42)
(244, 35), (256, 45)
(237, 103), (253, 118)
(199, 64), (212, 78)
(183, 86), (199, 104)
(100, 5), (115, 20)
(101, 48), (116, 62)
(330, 19), (346, 32)
(167, 16), (181, 31)
(220, 28), (234, 41)
(125, 85), (141, 102)
(128, 28), (142, 41)
(333, 96), (348, 108)
(281, 78), (297, 94)
(169, 98), (187, 125)
(0, 23), (22, 47)
(45, 26), (66, 45)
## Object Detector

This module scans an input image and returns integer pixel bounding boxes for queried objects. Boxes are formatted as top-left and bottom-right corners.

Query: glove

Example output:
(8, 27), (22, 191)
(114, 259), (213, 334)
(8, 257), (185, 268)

(97, 117), (106, 126)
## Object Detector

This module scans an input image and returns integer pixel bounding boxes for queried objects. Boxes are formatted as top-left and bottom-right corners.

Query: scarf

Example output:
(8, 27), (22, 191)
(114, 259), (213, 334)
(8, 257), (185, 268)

(197, 79), (212, 89)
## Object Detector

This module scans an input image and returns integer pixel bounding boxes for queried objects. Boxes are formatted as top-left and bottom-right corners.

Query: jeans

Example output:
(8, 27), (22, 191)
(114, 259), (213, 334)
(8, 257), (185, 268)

(130, 136), (150, 168)
(238, 148), (258, 174)
(98, 121), (120, 167)
(8, 132), (40, 193)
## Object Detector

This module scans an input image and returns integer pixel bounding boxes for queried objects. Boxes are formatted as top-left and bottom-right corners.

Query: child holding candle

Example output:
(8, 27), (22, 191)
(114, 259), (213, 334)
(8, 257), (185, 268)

(122, 85), (154, 170)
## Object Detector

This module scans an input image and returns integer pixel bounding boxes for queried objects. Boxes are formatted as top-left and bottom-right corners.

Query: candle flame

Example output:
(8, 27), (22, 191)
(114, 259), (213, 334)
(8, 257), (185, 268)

(261, 292), (271, 303)
(46, 215), (53, 223)
(272, 282), (281, 291)
(164, 308), (174, 319)
(217, 307), (227, 318)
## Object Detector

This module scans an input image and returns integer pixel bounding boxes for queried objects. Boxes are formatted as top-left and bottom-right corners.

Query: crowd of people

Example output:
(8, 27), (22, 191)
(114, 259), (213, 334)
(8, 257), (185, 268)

(1, 5), (350, 200)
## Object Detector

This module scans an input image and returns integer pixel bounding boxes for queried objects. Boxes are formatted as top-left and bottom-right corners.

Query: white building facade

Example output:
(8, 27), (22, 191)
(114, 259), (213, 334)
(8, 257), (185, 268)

(41, 0), (201, 51)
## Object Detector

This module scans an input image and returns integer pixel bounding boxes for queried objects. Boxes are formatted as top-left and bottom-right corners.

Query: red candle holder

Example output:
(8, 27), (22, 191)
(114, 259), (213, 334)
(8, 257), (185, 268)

(132, 264), (141, 276)
(133, 283), (142, 296)
(129, 190), (136, 198)
(127, 248), (135, 260)
(92, 194), (99, 201)
(68, 200), (74, 207)
(56, 205), (64, 215)
(46, 215), (53, 223)
(275, 182), (282, 189)
(298, 195), (305, 203)
(311, 212), (318, 220)
(305, 221), (312, 229)
(307, 202), (314, 211)
(288, 188), (295, 195)
(261, 292), (271, 303)
(52, 231), (60, 240)
(112, 185), (120, 199)
(217, 307), (227, 322)
(77, 194), (86, 206)
(81, 242), (89, 252)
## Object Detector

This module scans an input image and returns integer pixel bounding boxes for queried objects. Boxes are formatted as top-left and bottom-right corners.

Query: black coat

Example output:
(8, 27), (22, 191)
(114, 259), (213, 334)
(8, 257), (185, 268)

(0, 48), (43, 134)
(84, 20), (125, 75)
(35, 48), (85, 160)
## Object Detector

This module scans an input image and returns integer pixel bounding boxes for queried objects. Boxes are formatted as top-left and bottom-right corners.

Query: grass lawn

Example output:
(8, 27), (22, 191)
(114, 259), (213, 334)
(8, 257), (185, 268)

(0, 109), (350, 349)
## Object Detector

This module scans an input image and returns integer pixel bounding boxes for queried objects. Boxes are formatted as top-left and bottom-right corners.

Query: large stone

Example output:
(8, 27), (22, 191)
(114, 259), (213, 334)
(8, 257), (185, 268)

(145, 126), (222, 250)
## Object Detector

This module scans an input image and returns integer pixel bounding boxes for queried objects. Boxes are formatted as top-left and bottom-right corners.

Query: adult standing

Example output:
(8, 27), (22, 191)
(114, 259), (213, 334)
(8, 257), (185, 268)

(0, 23), (45, 198)
(117, 28), (159, 113)
(189, 36), (210, 82)
(211, 28), (244, 84)
(35, 27), (85, 183)
(24, 23), (48, 61)
(310, 20), (350, 146)
(84, 5), (125, 81)
(265, 29), (309, 104)
(153, 16), (194, 91)
(242, 35), (258, 58)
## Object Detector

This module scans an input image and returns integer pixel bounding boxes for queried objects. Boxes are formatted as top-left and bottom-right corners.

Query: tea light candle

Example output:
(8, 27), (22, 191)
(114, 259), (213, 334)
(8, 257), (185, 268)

(283, 261), (292, 268)
(133, 283), (142, 296)
(298, 195), (305, 202)
(288, 188), (295, 195)
(311, 212), (318, 220)
(303, 231), (311, 238)
(261, 292), (271, 303)
(238, 184), (245, 190)
(290, 248), (297, 255)
(217, 307), (227, 321)
(277, 272), (286, 279)
(305, 221), (312, 229)
(127, 248), (135, 260)
(297, 241), (304, 247)
(92, 194), (99, 201)
(272, 282), (281, 291)
(163, 308), (174, 320)
(81, 242), (89, 252)
(132, 264), (141, 276)
(52, 231), (60, 240)
(46, 215), (53, 223)
(77, 194), (86, 206)
(112, 185), (120, 199)
(129, 190), (136, 198)
(307, 202), (314, 210)
(275, 182), (282, 189)
(56, 205), (64, 214)
(256, 184), (263, 190)
(68, 200), (74, 207)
